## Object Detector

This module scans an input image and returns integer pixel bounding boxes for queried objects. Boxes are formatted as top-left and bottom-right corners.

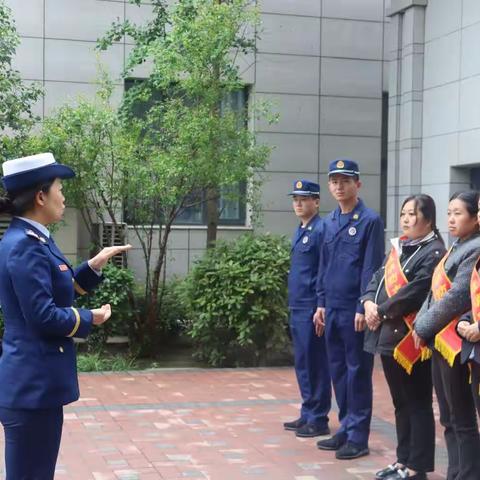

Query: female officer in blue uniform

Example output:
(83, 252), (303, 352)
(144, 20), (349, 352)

(314, 160), (384, 460)
(283, 180), (331, 438)
(0, 153), (131, 479)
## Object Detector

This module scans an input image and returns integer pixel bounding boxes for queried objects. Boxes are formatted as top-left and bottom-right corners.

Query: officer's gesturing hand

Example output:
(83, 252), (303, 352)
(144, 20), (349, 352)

(91, 304), (112, 326)
(88, 245), (132, 271)
(354, 313), (366, 332)
(313, 307), (325, 337)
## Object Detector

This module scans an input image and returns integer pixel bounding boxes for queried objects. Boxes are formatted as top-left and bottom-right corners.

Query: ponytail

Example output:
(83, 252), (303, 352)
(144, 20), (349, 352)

(0, 180), (54, 217)
(433, 226), (445, 245)
(0, 194), (14, 215)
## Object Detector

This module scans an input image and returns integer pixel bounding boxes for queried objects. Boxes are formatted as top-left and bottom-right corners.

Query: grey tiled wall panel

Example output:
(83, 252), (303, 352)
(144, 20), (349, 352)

(260, 0), (321, 17)
(257, 133), (319, 173)
(322, 0), (385, 22)
(320, 58), (383, 98)
(45, 0), (124, 42)
(320, 96), (382, 137)
(256, 54), (320, 95)
(256, 94), (320, 135)
(258, 14), (321, 56)
(321, 18), (384, 60)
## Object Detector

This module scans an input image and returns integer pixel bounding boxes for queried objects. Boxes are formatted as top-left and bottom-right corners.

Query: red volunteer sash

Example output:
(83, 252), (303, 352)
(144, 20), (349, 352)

(470, 259), (480, 395)
(433, 247), (462, 367)
(384, 247), (430, 374)
(470, 258), (480, 324)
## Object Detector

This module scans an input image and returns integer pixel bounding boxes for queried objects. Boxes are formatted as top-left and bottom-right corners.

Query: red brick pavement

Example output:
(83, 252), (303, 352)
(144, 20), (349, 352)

(1, 365), (448, 479)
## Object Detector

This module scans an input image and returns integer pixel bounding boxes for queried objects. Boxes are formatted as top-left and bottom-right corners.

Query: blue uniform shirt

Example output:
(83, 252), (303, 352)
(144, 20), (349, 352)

(288, 215), (324, 309)
(317, 199), (384, 314)
(0, 217), (103, 409)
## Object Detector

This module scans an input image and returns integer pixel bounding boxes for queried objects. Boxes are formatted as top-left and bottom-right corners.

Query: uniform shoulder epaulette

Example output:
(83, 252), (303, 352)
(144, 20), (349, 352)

(25, 229), (47, 243)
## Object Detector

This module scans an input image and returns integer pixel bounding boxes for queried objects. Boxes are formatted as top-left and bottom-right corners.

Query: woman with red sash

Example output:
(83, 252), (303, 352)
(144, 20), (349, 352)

(457, 256), (480, 419)
(414, 191), (480, 480)
(362, 194), (445, 480)
(455, 194), (480, 419)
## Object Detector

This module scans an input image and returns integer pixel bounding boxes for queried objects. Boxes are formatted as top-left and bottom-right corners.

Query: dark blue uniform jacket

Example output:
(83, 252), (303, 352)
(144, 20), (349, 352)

(0, 218), (103, 409)
(317, 199), (384, 314)
(288, 215), (324, 309)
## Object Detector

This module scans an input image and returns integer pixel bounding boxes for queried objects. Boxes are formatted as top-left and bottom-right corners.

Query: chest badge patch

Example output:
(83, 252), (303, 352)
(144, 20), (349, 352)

(58, 264), (69, 272)
(303, 236), (309, 244)
(348, 227), (357, 237)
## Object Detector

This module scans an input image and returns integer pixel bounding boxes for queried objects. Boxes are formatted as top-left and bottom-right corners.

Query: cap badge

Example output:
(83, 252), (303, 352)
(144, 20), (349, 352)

(296, 181), (303, 189)
(348, 227), (357, 237)
(303, 236), (309, 244)
(336, 160), (345, 169)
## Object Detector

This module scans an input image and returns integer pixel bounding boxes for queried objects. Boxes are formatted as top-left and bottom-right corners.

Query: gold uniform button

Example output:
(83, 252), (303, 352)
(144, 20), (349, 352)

(59, 346), (64, 353)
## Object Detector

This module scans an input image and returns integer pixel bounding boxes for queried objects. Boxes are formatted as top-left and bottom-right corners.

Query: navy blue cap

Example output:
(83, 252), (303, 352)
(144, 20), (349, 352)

(2, 153), (75, 192)
(288, 179), (320, 197)
(328, 159), (360, 177)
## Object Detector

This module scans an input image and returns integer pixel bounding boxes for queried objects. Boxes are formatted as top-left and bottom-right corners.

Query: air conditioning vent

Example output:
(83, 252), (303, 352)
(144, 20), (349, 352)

(0, 215), (10, 240)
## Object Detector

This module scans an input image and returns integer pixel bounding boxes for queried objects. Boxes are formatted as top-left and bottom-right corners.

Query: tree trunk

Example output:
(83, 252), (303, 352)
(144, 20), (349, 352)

(206, 187), (219, 248)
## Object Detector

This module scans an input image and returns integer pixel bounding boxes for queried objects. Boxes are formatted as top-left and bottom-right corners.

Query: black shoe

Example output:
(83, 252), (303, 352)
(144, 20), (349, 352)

(283, 417), (306, 431)
(295, 423), (330, 438)
(316, 433), (347, 450)
(385, 470), (426, 480)
(335, 441), (369, 460)
(375, 464), (401, 479)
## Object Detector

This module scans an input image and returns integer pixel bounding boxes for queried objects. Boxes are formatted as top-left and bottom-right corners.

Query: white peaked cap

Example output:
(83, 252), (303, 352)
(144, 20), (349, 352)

(2, 153), (56, 177)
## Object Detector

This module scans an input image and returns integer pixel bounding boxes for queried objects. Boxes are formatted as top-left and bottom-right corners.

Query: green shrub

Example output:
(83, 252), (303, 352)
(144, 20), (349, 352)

(76, 264), (135, 352)
(77, 353), (137, 372)
(158, 277), (189, 336)
(183, 233), (290, 367)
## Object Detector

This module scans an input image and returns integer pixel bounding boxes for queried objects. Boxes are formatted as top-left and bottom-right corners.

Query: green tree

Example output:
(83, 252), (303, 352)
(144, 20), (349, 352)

(0, 0), (42, 152)
(31, 81), (133, 249)
(96, 0), (274, 353)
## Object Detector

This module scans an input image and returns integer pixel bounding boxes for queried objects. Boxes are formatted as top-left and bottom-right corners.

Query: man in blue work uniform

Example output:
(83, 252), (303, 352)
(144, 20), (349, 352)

(283, 180), (332, 438)
(315, 160), (384, 459)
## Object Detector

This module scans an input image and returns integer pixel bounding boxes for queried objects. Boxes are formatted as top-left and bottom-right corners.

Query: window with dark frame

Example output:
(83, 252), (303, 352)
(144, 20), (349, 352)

(123, 79), (248, 227)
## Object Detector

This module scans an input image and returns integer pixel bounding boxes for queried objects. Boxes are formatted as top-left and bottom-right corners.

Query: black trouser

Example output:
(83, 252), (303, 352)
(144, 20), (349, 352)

(432, 351), (480, 480)
(471, 361), (480, 419)
(381, 355), (435, 473)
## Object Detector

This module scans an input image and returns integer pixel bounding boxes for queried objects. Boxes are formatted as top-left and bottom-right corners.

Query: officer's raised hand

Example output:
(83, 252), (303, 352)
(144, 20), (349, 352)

(88, 245), (132, 271)
(91, 304), (112, 326)
(354, 313), (366, 332)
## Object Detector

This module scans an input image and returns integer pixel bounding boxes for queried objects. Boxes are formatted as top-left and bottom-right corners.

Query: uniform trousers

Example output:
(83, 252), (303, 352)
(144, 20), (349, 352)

(381, 355), (435, 472)
(325, 306), (373, 447)
(290, 308), (331, 426)
(0, 406), (63, 480)
(432, 351), (480, 480)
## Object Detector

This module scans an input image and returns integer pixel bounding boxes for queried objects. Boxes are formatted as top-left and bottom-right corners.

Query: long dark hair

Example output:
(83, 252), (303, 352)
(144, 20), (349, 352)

(401, 194), (443, 243)
(0, 180), (54, 217)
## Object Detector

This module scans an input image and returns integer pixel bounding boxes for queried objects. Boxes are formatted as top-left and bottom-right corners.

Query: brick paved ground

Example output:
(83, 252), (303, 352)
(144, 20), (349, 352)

(0, 365), (448, 479)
